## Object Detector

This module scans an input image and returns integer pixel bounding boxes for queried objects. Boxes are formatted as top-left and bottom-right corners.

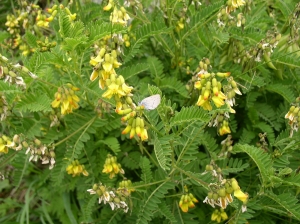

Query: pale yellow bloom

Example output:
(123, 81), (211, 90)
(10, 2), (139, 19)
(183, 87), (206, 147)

(234, 189), (248, 202)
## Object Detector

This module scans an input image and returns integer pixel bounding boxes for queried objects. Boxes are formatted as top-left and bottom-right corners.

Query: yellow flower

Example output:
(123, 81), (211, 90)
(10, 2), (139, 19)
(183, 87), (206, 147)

(231, 0), (246, 8)
(66, 160), (89, 177)
(211, 209), (228, 223)
(179, 201), (189, 212)
(90, 54), (103, 66)
(90, 69), (99, 81)
(102, 83), (126, 99)
(102, 155), (124, 179)
(179, 193), (198, 212)
(212, 96), (225, 108)
(140, 128), (148, 141)
(218, 121), (231, 135)
(197, 95), (212, 111)
(103, 0), (114, 11)
(234, 189), (248, 202)
(51, 85), (80, 115)
(122, 83), (133, 94)
(102, 61), (113, 72)
(0, 142), (9, 154)
(194, 81), (202, 89)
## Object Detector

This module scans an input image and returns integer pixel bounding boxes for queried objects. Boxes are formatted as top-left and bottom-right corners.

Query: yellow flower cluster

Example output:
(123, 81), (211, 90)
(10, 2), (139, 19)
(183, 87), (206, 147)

(211, 209), (228, 223)
(203, 178), (248, 212)
(66, 160), (89, 177)
(231, 178), (248, 203)
(36, 5), (58, 27)
(103, 0), (131, 26)
(102, 74), (133, 99)
(179, 193), (199, 212)
(226, 0), (246, 13)
(218, 120), (231, 136)
(117, 108), (148, 140)
(195, 72), (229, 111)
(0, 135), (13, 154)
(285, 101), (300, 137)
(102, 154), (125, 179)
(110, 7), (131, 26)
(90, 46), (153, 141)
(118, 179), (135, 193)
(51, 84), (80, 115)
(90, 49), (122, 89)
(87, 182), (130, 213)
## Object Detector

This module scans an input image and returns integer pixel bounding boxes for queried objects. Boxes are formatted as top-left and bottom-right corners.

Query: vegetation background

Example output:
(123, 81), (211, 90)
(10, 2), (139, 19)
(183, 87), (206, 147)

(0, 0), (300, 223)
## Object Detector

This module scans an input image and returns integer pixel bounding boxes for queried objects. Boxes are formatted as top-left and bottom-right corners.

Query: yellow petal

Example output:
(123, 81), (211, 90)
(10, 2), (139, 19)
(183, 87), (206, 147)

(102, 61), (113, 72)
(90, 69), (99, 81)
(234, 189), (248, 202)
(51, 99), (60, 108)
(212, 96), (225, 108)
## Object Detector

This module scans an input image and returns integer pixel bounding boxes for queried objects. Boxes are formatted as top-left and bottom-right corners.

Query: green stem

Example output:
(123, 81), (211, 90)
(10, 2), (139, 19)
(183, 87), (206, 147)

(175, 121), (207, 165)
(53, 116), (97, 147)
(174, 165), (209, 188)
(134, 178), (170, 189)
(139, 141), (160, 168)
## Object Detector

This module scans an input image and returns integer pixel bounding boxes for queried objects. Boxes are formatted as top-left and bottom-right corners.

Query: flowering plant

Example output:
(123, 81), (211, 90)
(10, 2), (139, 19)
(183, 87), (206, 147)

(0, 0), (300, 223)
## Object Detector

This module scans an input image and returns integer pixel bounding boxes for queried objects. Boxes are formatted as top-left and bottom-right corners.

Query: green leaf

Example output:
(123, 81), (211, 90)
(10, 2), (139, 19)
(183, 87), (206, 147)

(265, 83), (295, 103)
(122, 151), (141, 170)
(24, 32), (38, 48)
(86, 21), (125, 44)
(14, 93), (52, 112)
(158, 202), (177, 223)
(140, 157), (153, 184)
(159, 77), (189, 98)
(59, 14), (72, 38)
(170, 106), (211, 127)
(234, 144), (273, 186)
(0, 31), (10, 42)
(182, 1), (223, 41)
(221, 158), (249, 175)
(264, 192), (300, 221)
(199, 131), (218, 152)
(0, 81), (22, 94)
(136, 181), (175, 224)
(253, 122), (275, 145)
(274, 53), (300, 69)
(81, 195), (98, 222)
(118, 62), (149, 80)
(97, 137), (120, 154)
(239, 129), (256, 144)
(147, 57), (165, 79)
(152, 132), (173, 171)
(124, 21), (172, 63)
(176, 122), (204, 161)
(63, 192), (78, 224)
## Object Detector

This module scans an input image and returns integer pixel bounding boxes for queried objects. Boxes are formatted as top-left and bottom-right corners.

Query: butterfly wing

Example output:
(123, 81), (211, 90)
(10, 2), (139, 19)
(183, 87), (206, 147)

(139, 94), (161, 110)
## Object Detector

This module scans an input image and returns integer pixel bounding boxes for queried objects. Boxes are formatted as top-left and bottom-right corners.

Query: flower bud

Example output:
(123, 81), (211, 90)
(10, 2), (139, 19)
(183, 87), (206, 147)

(34, 139), (41, 146)
(203, 90), (210, 100)
(9, 71), (17, 77)
(218, 188), (226, 197)
(231, 178), (240, 191)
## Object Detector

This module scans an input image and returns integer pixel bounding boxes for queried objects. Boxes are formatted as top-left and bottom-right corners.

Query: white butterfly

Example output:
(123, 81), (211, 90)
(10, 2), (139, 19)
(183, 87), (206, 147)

(138, 94), (161, 110)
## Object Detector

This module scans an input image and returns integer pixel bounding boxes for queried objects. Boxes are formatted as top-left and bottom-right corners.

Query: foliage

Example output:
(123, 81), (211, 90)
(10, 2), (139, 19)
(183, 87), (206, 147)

(0, 0), (300, 223)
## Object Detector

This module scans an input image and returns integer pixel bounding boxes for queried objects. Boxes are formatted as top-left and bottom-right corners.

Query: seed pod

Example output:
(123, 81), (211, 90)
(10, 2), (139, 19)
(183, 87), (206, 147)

(9, 71), (17, 77)
(218, 188), (226, 197)
(263, 52), (277, 70)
